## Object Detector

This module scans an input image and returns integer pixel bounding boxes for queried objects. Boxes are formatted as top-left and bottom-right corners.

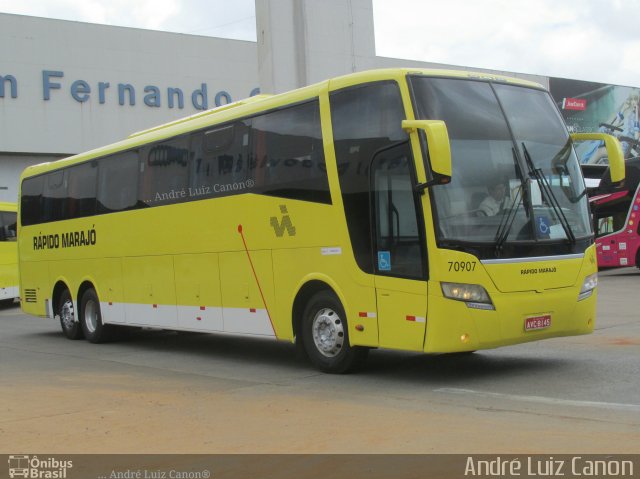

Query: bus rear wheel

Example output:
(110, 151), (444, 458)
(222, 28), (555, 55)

(58, 289), (83, 340)
(80, 288), (111, 343)
(301, 291), (368, 373)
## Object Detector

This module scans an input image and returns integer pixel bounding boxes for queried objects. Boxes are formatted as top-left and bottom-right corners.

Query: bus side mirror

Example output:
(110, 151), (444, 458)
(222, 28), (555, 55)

(402, 119), (452, 186)
(570, 132), (625, 183)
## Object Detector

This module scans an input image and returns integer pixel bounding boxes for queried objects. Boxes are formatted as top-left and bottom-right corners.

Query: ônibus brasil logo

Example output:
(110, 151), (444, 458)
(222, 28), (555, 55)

(8, 455), (73, 479)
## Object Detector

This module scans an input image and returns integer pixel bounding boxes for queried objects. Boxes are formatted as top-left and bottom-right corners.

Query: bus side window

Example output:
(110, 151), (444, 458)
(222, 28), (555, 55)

(189, 121), (250, 199)
(97, 151), (140, 214)
(139, 136), (190, 207)
(42, 170), (68, 223)
(6, 212), (17, 239)
(248, 100), (330, 204)
(67, 161), (98, 220)
(330, 81), (408, 274)
(0, 212), (12, 241)
(372, 150), (424, 278)
(21, 176), (45, 226)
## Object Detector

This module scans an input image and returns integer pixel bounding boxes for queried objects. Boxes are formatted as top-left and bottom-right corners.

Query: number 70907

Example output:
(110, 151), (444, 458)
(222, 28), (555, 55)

(448, 261), (477, 272)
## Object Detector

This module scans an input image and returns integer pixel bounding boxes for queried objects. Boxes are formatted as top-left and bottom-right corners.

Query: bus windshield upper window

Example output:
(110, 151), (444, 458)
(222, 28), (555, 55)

(410, 76), (592, 252)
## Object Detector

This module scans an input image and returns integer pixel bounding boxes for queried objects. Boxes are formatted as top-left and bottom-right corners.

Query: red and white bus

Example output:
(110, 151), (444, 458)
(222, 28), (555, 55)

(591, 158), (640, 268)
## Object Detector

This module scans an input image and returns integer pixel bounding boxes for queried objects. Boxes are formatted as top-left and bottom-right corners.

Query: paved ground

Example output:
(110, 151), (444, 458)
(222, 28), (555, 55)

(0, 268), (639, 454)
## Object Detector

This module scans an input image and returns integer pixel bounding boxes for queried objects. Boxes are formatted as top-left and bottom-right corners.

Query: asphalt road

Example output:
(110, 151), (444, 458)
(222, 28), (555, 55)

(1, 268), (639, 454)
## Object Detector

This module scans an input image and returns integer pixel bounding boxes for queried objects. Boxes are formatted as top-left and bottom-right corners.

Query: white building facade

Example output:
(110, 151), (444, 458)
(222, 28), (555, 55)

(0, 13), (260, 202)
(0, 7), (549, 202)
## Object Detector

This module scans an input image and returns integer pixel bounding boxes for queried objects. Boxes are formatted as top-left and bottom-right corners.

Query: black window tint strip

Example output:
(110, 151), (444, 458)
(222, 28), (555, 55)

(20, 98), (330, 226)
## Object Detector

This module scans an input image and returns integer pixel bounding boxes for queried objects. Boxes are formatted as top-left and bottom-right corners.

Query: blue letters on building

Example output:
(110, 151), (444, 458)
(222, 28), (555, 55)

(0, 74), (18, 98)
(0, 69), (259, 110)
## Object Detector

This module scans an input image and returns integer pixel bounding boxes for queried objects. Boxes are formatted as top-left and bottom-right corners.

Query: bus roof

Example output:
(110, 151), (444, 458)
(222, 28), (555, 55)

(20, 68), (545, 180)
(127, 94), (274, 139)
(327, 67), (544, 91)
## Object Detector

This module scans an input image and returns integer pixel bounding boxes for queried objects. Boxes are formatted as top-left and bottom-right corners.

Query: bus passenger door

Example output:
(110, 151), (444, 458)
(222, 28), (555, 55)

(371, 144), (428, 351)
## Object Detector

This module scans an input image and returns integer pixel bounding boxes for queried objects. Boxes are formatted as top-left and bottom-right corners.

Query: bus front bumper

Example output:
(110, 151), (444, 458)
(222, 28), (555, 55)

(424, 286), (596, 353)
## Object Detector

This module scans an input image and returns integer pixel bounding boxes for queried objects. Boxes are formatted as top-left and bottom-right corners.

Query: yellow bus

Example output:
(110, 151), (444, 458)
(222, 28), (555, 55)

(18, 69), (625, 373)
(0, 202), (18, 305)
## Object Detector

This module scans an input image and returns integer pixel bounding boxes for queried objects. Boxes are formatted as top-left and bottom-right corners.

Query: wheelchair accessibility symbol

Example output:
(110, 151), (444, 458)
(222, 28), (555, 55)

(537, 216), (551, 237)
(378, 251), (391, 271)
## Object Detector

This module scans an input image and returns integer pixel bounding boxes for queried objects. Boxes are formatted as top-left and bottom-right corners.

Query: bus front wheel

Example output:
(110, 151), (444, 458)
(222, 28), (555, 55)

(80, 288), (111, 343)
(301, 291), (368, 373)
(58, 289), (83, 340)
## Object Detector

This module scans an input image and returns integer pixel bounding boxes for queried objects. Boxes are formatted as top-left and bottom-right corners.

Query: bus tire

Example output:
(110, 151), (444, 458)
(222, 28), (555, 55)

(58, 288), (83, 340)
(80, 288), (111, 343)
(301, 291), (368, 374)
(446, 350), (477, 357)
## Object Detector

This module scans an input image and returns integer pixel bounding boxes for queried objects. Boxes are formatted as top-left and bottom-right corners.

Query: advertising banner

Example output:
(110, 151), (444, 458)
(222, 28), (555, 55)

(550, 78), (640, 165)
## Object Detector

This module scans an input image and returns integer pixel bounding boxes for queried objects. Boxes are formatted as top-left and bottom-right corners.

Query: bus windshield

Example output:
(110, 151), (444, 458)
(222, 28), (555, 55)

(409, 76), (592, 256)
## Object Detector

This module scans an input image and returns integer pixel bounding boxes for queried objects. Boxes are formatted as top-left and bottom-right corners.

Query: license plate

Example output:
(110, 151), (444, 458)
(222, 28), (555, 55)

(525, 314), (551, 331)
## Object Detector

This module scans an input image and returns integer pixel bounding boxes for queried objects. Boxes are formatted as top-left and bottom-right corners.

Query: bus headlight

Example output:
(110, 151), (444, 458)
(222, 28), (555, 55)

(578, 273), (598, 301)
(441, 282), (495, 310)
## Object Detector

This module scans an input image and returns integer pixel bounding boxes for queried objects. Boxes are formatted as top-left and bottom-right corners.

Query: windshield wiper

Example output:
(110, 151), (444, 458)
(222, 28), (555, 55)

(522, 142), (576, 244)
(494, 181), (523, 255)
(493, 149), (529, 255)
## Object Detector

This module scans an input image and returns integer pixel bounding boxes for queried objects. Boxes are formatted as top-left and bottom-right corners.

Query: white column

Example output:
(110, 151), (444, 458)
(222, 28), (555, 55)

(255, 0), (377, 94)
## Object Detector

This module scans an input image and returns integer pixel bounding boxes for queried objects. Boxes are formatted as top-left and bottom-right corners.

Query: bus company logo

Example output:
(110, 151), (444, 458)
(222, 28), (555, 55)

(270, 204), (296, 237)
(8, 455), (73, 479)
(562, 97), (587, 111)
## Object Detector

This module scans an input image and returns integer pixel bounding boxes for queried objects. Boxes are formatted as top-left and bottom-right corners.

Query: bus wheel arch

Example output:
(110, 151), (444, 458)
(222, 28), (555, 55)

(293, 281), (368, 373)
(77, 280), (96, 309)
(292, 280), (333, 342)
(79, 286), (112, 343)
(52, 280), (69, 313)
(53, 281), (83, 340)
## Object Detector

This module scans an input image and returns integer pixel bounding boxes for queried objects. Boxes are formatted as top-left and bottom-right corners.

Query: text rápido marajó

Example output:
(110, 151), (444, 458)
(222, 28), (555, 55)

(33, 227), (97, 250)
